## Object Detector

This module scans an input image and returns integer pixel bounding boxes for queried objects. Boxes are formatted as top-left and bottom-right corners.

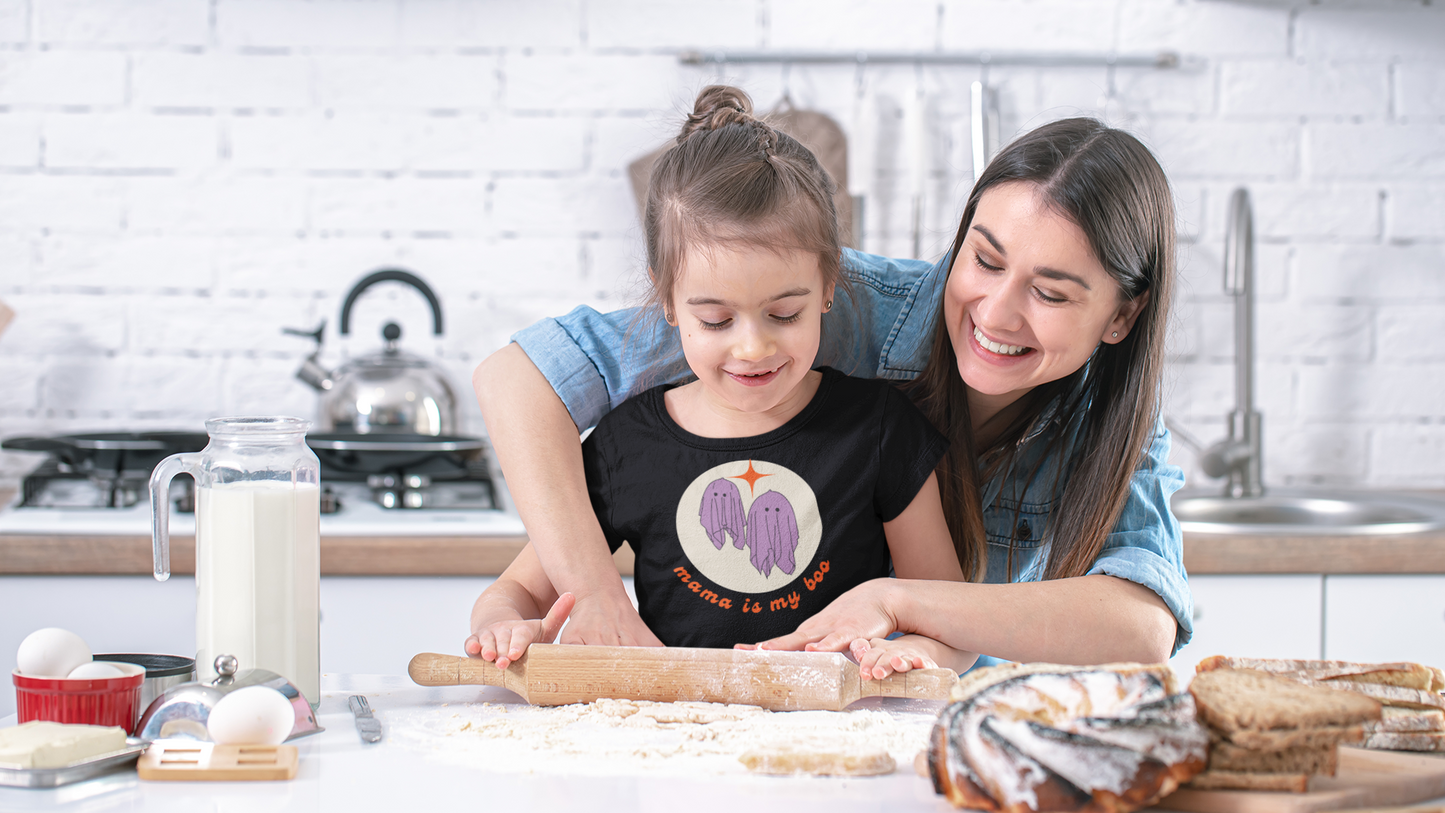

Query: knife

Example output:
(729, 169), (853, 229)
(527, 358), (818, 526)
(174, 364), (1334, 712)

(348, 695), (383, 744)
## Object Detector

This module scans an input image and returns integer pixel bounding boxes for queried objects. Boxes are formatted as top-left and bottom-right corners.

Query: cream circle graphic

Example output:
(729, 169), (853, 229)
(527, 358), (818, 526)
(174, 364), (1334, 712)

(675, 459), (822, 594)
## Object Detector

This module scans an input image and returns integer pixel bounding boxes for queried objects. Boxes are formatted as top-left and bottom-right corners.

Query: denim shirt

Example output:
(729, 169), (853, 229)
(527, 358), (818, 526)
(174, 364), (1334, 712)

(513, 248), (1193, 658)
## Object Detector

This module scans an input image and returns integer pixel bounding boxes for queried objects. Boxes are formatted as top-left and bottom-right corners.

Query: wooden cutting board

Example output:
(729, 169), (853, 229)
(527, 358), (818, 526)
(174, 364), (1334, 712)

(408, 645), (958, 711)
(138, 743), (298, 781)
(1156, 747), (1445, 813)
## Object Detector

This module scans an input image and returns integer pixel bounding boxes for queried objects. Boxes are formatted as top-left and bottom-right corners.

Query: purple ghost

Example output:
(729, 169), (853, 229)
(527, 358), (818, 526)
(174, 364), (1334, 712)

(698, 478), (746, 550)
(744, 491), (800, 576)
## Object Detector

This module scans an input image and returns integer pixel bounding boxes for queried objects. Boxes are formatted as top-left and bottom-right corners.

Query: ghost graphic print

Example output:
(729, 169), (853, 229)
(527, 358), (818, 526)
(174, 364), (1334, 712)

(675, 460), (821, 595)
(698, 478), (746, 550)
(743, 491), (799, 576)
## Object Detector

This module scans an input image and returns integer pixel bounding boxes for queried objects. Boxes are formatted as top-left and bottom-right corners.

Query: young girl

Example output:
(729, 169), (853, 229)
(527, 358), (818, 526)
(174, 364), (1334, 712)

(465, 86), (970, 675)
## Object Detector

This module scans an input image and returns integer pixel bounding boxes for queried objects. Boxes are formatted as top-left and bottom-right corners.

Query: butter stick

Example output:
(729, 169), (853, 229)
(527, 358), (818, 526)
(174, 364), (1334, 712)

(0, 721), (127, 769)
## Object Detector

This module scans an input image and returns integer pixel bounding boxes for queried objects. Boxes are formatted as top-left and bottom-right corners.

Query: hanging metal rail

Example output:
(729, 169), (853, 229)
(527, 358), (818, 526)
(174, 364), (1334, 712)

(678, 50), (1180, 69)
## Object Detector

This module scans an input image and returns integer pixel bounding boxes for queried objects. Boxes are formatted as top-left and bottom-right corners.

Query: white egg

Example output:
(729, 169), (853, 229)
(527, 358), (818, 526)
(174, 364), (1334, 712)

(66, 661), (126, 680)
(16, 628), (92, 678)
(207, 686), (295, 746)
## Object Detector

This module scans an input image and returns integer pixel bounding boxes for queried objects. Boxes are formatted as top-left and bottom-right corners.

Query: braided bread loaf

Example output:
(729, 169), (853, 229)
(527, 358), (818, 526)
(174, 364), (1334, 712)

(928, 663), (1208, 812)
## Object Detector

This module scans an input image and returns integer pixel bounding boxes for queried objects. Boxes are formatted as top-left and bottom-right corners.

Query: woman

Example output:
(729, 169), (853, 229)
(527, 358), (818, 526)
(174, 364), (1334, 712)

(471, 116), (1188, 668)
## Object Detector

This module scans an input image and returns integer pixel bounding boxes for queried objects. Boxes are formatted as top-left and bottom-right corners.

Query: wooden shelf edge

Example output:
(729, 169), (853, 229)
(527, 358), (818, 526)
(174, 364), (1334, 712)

(1184, 532), (1445, 575)
(0, 533), (636, 577)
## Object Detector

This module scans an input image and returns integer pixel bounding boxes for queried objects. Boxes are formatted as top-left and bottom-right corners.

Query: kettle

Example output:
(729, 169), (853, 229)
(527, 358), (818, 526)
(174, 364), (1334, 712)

(286, 269), (458, 436)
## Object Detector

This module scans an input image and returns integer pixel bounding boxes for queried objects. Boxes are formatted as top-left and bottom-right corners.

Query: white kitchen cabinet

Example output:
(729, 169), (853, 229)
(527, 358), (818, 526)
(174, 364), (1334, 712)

(1, 574), (642, 718)
(1170, 574), (1323, 678)
(1323, 575), (1445, 667)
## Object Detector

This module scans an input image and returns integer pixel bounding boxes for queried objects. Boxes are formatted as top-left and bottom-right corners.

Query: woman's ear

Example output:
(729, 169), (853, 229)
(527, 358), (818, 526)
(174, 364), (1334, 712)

(1103, 290), (1150, 344)
(822, 281), (837, 313)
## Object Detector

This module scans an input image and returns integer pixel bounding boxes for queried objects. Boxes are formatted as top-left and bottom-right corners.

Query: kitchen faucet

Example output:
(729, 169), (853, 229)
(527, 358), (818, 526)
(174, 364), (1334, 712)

(1187, 188), (1263, 498)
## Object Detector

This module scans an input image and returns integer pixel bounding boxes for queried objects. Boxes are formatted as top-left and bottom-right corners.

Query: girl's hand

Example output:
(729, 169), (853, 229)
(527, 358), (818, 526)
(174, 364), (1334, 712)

(466, 592), (576, 670)
(744, 579), (900, 653)
(849, 636), (937, 680)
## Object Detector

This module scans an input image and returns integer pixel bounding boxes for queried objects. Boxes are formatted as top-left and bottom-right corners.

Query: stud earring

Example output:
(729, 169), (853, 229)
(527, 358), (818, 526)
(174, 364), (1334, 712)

(1112, 331), (1119, 338)
(824, 300), (832, 312)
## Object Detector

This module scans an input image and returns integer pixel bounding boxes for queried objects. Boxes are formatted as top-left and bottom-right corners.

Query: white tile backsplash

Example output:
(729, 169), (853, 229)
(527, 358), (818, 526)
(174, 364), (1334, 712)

(0, 0), (1442, 490)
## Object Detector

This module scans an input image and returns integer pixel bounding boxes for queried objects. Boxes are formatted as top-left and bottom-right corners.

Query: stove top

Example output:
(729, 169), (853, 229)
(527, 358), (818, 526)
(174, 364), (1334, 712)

(2, 434), (523, 538)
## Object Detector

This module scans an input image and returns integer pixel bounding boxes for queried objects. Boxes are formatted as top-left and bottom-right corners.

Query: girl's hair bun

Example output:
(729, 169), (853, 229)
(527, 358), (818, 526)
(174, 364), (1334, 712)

(679, 85), (756, 143)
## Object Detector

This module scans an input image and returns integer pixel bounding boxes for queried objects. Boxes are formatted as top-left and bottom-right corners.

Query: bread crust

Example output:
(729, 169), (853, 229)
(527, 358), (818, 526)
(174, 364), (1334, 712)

(931, 664), (1207, 812)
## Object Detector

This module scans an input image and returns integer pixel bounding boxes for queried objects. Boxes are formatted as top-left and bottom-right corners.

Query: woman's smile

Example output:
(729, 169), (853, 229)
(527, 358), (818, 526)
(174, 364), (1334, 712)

(971, 325), (1031, 357)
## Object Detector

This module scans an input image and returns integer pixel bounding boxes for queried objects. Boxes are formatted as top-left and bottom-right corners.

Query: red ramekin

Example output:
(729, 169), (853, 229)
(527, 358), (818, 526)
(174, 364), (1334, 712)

(13, 663), (146, 734)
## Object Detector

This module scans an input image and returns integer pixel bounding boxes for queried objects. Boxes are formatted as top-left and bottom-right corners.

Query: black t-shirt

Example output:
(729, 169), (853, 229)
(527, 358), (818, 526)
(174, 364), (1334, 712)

(581, 367), (949, 648)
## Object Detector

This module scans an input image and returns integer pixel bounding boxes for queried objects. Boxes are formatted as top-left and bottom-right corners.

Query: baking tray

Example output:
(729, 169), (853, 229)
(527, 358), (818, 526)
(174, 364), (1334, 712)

(0, 737), (147, 789)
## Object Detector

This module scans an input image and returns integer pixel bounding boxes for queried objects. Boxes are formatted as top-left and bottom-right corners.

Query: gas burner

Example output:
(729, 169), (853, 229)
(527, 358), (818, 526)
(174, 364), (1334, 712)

(19, 459), (158, 509)
(324, 476), (496, 512)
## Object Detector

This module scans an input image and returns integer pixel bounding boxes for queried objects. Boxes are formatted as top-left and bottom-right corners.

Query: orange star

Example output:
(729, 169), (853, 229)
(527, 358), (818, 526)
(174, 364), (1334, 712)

(730, 460), (772, 495)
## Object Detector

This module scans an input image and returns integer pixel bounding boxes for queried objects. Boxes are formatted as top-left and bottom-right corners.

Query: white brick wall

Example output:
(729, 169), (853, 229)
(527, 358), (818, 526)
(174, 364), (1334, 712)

(1, 0), (1443, 492)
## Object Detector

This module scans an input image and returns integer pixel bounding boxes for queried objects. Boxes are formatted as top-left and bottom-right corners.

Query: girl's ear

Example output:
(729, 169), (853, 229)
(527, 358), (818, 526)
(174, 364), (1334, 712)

(822, 281), (837, 313)
(1102, 290), (1150, 344)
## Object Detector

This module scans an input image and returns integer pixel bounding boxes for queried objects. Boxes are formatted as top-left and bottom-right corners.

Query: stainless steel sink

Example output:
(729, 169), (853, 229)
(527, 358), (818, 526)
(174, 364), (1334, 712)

(1172, 489), (1445, 536)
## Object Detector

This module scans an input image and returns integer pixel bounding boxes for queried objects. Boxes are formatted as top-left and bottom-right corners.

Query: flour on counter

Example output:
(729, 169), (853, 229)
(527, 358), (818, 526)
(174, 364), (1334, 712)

(385, 697), (936, 777)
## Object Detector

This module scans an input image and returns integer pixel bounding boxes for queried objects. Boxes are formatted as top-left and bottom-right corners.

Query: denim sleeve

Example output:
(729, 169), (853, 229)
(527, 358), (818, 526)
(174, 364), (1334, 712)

(1085, 415), (1193, 656)
(511, 306), (683, 433)
(510, 249), (942, 432)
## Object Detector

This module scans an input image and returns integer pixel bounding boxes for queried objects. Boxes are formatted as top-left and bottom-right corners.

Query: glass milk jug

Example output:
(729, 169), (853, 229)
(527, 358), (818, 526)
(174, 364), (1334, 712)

(151, 416), (321, 709)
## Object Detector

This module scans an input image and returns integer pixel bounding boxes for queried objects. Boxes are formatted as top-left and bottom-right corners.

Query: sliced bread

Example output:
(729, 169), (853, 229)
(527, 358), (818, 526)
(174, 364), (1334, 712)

(1296, 678), (1445, 712)
(1220, 725), (1363, 750)
(1364, 708), (1445, 733)
(1189, 668), (1382, 734)
(1195, 656), (1436, 691)
(1360, 731), (1445, 752)
(1208, 742), (1339, 776)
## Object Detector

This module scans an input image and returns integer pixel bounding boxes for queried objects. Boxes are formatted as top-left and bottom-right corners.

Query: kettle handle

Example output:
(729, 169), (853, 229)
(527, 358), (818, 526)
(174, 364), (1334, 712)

(338, 269), (443, 337)
(150, 452), (202, 582)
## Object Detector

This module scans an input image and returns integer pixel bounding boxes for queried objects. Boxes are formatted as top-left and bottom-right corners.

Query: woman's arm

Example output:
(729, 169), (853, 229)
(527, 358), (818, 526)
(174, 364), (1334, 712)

(760, 574), (1176, 665)
(473, 344), (662, 647)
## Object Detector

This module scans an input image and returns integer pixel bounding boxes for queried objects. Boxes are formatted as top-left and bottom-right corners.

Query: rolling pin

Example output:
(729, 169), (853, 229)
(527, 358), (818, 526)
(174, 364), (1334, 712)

(409, 645), (958, 712)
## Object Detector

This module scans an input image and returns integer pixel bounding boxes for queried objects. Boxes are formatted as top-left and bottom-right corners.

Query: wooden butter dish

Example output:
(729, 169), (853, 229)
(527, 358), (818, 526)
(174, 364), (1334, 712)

(138, 743), (298, 781)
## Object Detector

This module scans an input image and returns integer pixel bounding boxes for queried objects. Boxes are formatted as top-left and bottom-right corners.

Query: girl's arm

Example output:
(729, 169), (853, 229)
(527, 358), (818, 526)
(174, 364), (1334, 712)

(465, 543), (573, 669)
(473, 344), (662, 647)
(760, 575), (1176, 665)
(882, 472), (964, 583)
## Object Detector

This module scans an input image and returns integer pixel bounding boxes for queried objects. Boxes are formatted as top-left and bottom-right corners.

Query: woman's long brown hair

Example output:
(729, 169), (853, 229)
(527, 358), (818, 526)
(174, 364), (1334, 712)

(907, 118), (1176, 582)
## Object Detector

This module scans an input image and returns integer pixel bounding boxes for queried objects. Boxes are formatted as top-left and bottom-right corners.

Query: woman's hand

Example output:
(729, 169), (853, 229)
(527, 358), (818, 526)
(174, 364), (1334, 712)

(466, 592), (576, 670)
(557, 590), (663, 648)
(746, 579), (901, 653)
(849, 636), (937, 680)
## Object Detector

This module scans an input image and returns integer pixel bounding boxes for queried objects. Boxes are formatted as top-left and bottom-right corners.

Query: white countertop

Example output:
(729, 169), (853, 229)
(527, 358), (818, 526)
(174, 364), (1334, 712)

(0, 674), (951, 813)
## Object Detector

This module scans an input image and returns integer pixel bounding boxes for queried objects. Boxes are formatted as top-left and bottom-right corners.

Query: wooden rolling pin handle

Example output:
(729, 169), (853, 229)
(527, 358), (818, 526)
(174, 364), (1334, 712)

(860, 667), (958, 701)
(408, 652), (511, 688)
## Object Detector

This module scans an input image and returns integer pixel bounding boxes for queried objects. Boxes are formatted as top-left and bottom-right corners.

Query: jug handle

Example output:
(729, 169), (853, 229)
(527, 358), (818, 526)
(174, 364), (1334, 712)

(150, 452), (201, 582)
